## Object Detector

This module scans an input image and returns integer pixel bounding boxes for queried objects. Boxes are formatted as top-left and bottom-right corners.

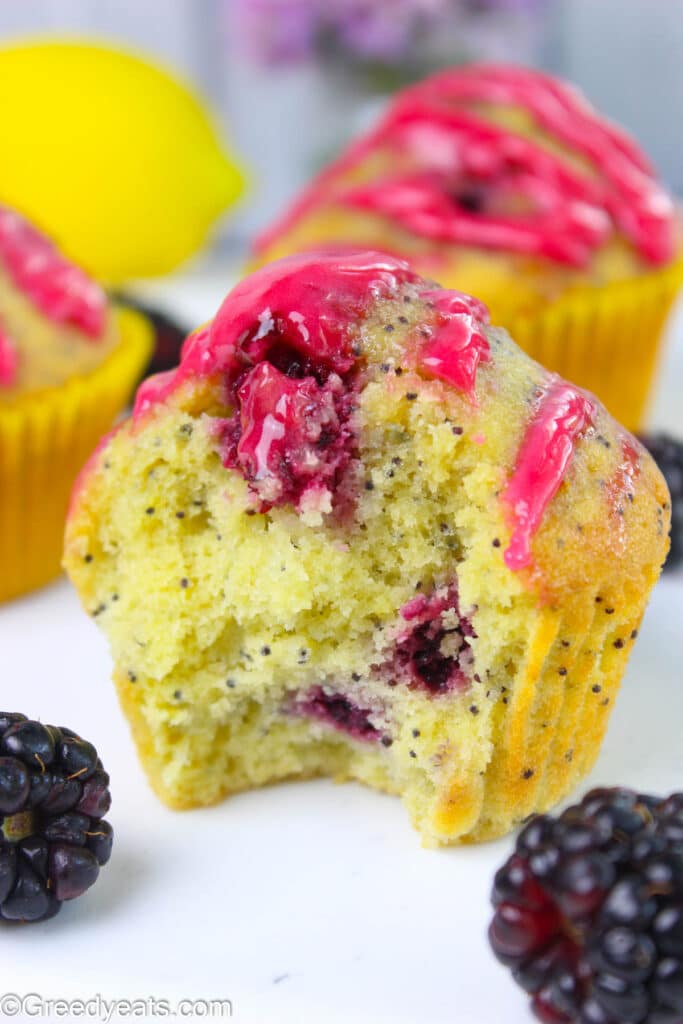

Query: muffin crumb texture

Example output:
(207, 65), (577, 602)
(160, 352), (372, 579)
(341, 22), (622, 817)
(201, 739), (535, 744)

(65, 251), (669, 845)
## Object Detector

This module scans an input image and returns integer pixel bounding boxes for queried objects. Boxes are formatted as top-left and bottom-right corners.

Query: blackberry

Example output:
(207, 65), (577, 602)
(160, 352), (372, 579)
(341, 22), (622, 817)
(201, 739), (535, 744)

(638, 434), (683, 570)
(489, 788), (683, 1023)
(0, 715), (113, 922)
(114, 293), (190, 378)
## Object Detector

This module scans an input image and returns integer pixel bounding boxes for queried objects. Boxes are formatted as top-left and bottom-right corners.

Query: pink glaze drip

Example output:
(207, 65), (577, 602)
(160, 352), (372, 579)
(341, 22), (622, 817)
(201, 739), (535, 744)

(130, 251), (498, 513)
(133, 251), (419, 422)
(133, 366), (181, 421)
(0, 208), (106, 338)
(203, 251), (419, 512)
(605, 436), (641, 517)
(417, 289), (490, 397)
(132, 251), (419, 512)
(255, 64), (674, 268)
(503, 379), (596, 571)
(0, 329), (18, 388)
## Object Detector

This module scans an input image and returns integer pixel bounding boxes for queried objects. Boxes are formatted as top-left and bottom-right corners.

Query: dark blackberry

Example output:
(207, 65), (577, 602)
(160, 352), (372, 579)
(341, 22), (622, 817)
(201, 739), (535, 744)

(0, 715), (113, 922)
(489, 788), (683, 1023)
(638, 433), (683, 570)
(113, 293), (190, 378)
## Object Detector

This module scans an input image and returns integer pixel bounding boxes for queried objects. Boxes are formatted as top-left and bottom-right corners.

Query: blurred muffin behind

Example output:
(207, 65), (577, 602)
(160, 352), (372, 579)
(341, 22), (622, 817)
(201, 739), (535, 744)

(253, 64), (683, 429)
(0, 205), (151, 602)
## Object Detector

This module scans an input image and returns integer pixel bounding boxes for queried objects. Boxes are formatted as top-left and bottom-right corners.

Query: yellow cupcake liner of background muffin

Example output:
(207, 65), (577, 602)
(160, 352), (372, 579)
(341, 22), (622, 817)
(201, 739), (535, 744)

(500, 256), (683, 432)
(0, 307), (152, 603)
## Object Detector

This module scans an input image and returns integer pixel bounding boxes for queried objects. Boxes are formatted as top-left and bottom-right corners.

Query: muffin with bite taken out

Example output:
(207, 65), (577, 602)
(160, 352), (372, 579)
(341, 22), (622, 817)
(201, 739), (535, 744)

(65, 250), (669, 845)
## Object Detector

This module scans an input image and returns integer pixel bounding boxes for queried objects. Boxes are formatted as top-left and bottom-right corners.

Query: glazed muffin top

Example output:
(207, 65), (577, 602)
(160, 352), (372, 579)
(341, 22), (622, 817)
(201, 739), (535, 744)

(0, 206), (117, 400)
(254, 65), (678, 305)
(68, 249), (669, 615)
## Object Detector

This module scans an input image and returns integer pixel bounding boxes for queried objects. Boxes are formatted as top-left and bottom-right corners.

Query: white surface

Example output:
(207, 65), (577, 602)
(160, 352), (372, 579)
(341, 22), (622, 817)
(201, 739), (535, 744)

(1, 576), (681, 1024)
(1, 264), (682, 1024)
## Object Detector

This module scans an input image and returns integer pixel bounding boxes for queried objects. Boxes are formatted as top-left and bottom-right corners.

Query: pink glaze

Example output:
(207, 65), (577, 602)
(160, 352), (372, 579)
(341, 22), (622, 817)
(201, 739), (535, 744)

(133, 251), (419, 422)
(130, 250), (497, 514)
(202, 250), (418, 511)
(503, 379), (595, 571)
(417, 289), (490, 397)
(255, 64), (674, 268)
(0, 208), (106, 338)
(132, 367), (179, 421)
(132, 251), (420, 512)
(0, 329), (18, 388)
(605, 436), (641, 517)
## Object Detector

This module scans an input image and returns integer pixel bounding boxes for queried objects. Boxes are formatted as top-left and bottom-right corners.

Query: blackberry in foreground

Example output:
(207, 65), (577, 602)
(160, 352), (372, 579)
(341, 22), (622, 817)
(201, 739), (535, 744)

(638, 433), (683, 570)
(489, 788), (683, 1023)
(0, 714), (113, 922)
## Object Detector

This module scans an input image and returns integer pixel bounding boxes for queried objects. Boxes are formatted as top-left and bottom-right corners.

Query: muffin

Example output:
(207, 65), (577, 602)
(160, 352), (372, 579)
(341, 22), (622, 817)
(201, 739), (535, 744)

(64, 250), (669, 846)
(253, 64), (683, 430)
(0, 205), (151, 602)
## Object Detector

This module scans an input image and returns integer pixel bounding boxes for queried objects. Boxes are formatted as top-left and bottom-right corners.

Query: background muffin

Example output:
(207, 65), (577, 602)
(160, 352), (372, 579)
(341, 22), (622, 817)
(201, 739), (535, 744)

(0, 205), (151, 602)
(253, 64), (683, 430)
(65, 251), (669, 845)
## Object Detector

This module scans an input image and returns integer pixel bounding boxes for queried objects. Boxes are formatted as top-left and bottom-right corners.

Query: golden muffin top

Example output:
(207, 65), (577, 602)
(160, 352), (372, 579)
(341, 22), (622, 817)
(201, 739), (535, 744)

(68, 249), (670, 608)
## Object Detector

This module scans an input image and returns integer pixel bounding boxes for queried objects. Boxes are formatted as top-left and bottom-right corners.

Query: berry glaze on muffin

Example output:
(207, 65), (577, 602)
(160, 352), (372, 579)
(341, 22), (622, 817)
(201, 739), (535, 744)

(65, 251), (670, 845)
(253, 64), (683, 429)
(0, 207), (117, 394)
(0, 206), (151, 602)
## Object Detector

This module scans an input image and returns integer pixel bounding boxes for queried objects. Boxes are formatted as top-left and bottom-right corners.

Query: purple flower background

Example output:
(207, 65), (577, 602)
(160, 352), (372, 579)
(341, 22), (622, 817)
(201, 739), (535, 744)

(237, 0), (544, 66)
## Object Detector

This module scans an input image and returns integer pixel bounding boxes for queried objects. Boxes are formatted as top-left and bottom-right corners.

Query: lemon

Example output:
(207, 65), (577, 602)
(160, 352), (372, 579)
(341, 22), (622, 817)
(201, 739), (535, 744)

(0, 38), (245, 283)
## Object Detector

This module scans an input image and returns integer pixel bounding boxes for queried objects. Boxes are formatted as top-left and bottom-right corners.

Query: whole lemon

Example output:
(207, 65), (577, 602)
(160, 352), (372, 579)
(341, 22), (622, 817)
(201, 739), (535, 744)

(0, 39), (245, 283)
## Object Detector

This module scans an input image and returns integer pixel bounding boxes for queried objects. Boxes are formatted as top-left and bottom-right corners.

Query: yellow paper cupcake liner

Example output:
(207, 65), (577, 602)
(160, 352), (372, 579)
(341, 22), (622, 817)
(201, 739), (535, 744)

(501, 257), (683, 431)
(431, 578), (644, 843)
(0, 307), (152, 602)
